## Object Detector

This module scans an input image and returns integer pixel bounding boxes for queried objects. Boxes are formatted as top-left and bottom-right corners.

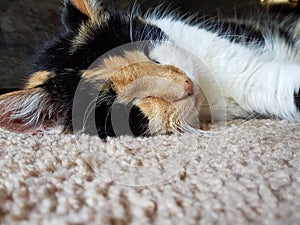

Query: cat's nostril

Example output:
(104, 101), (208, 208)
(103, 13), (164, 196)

(184, 79), (194, 96)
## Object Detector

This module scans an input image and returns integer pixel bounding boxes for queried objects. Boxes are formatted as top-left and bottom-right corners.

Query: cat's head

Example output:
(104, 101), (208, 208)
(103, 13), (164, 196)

(0, 0), (202, 137)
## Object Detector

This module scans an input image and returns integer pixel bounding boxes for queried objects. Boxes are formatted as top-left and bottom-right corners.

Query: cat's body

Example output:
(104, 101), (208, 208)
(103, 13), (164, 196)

(148, 14), (300, 122)
(0, 0), (299, 137)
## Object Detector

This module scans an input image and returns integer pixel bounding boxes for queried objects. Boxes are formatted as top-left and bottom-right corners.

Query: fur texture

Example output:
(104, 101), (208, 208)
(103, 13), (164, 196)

(0, 0), (299, 137)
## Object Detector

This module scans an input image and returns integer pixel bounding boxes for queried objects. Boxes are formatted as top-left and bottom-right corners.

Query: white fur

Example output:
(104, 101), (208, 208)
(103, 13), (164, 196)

(0, 91), (64, 133)
(146, 15), (300, 122)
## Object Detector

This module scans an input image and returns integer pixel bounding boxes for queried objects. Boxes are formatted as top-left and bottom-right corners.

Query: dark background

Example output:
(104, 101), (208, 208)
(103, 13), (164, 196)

(0, 0), (262, 89)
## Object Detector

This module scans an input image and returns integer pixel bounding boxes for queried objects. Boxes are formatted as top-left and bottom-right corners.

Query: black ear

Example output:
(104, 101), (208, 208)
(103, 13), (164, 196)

(62, 0), (89, 31)
(62, 0), (104, 31)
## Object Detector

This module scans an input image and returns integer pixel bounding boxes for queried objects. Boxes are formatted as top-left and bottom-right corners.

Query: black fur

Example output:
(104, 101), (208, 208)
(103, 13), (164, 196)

(40, 70), (81, 131)
(216, 21), (264, 44)
(94, 87), (149, 138)
(295, 88), (300, 112)
(61, 0), (90, 32)
(197, 16), (265, 45)
(193, 15), (296, 46)
(33, 8), (167, 72)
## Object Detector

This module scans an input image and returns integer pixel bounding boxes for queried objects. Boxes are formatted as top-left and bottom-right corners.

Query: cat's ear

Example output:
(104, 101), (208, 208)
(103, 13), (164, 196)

(62, 0), (105, 31)
(0, 88), (64, 133)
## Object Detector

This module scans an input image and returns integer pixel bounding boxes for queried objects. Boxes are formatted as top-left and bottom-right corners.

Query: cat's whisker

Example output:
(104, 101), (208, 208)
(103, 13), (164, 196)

(129, 0), (139, 42)
(146, 3), (171, 20)
(82, 97), (99, 132)
(104, 105), (111, 136)
(138, 120), (150, 136)
(180, 121), (218, 137)
(104, 96), (123, 135)
(82, 94), (116, 133)
(225, 112), (261, 128)
(139, 20), (150, 41)
(142, 26), (157, 42)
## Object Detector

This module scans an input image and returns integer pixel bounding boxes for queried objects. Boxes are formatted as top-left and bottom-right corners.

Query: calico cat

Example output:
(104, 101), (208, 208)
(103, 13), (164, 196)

(0, 0), (299, 138)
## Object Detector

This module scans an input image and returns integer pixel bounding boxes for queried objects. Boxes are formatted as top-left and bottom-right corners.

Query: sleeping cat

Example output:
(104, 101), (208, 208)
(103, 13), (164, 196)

(0, 0), (299, 138)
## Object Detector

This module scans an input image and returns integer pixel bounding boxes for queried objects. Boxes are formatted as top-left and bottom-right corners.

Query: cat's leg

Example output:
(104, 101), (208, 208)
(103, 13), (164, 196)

(234, 62), (300, 122)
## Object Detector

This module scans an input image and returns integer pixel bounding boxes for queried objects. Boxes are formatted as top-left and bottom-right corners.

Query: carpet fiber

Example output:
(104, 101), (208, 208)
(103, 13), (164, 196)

(0, 119), (299, 225)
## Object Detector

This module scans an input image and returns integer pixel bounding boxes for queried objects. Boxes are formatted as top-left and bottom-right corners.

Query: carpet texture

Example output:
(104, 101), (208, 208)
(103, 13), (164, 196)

(0, 119), (299, 225)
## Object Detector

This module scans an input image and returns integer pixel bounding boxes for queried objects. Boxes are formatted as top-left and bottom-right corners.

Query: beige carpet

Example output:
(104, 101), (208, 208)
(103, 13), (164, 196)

(0, 119), (299, 225)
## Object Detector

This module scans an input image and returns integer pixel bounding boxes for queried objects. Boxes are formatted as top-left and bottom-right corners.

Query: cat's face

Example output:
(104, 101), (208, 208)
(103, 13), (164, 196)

(0, 0), (201, 137)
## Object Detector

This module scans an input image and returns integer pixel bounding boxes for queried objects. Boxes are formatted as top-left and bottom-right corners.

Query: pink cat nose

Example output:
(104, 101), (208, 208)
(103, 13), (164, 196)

(184, 78), (194, 96)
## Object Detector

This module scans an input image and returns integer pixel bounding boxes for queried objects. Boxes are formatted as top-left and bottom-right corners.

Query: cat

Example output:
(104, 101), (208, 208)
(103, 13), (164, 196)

(0, 0), (299, 138)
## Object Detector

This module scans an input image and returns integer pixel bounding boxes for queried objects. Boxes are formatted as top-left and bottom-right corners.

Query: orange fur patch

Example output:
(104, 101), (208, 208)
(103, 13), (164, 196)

(136, 97), (180, 134)
(110, 61), (193, 103)
(110, 62), (186, 91)
(71, 0), (108, 23)
(82, 51), (149, 78)
(83, 51), (193, 102)
(136, 97), (176, 118)
(25, 71), (53, 89)
(71, 0), (91, 18)
(69, 1), (109, 53)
